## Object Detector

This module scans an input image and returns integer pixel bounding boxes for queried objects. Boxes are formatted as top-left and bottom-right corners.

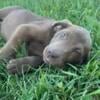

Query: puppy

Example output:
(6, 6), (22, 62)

(0, 6), (92, 74)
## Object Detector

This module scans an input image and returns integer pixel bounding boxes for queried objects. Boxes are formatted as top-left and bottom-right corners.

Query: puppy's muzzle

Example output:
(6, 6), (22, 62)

(43, 48), (59, 64)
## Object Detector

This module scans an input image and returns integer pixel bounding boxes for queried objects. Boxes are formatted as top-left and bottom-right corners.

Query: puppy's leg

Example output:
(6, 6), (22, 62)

(7, 56), (43, 74)
(0, 24), (44, 60)
(0, 6), (22, 20)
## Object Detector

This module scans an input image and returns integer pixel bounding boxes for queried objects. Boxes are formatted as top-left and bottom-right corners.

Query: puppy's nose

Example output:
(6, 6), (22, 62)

(46, 49), (58, 59)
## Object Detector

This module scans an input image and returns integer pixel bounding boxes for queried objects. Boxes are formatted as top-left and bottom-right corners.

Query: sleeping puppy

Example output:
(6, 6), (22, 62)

(0, 6), (92, 74)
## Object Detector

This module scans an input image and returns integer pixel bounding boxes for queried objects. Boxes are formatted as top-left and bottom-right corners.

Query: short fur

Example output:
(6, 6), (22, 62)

(0, 6), (92, 74)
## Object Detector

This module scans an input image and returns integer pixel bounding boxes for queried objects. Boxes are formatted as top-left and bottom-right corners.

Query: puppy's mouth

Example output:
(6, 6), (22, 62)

(43, 47), (64, 66)
(43, 55), (49, 64)
(43, 54), (64, 66)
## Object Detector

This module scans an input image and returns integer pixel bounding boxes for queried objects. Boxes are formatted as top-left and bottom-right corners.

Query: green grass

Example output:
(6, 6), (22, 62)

(0, 0), (100, 100)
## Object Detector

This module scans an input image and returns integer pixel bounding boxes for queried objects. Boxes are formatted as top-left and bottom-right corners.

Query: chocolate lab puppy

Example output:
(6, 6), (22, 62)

(0, 6), (92, 74)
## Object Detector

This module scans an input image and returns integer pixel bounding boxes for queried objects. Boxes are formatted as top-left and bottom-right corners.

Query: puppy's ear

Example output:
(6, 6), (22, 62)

(52, 19), (72, 32)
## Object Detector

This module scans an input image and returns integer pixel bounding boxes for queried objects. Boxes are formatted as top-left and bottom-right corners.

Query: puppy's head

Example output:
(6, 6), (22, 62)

(43, 20), (92, 66)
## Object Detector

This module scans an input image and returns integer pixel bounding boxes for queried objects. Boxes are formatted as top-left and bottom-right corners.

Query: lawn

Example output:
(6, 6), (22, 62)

(0, 0), (100, 100)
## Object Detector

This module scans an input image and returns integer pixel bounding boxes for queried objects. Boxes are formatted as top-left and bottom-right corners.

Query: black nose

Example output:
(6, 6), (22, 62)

(46, 49), (58, 59)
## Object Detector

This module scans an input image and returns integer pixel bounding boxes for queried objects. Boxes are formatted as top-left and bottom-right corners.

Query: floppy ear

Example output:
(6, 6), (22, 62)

(52, 19), (72, 32)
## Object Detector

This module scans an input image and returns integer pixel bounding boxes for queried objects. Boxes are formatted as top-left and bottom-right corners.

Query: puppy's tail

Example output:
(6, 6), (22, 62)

(0, 6), (22, 21)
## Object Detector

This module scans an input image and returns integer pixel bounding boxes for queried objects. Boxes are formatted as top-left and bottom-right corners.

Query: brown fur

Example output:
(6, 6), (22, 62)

(0, 6), (92, 74)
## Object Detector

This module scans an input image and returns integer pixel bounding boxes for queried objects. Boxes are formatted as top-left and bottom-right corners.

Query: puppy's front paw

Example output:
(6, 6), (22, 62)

(7, 60), (19, 74)
(7, 59), (31, 74)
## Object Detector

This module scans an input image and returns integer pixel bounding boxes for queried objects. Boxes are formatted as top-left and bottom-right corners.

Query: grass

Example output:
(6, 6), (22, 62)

(0, 0), (100, 100)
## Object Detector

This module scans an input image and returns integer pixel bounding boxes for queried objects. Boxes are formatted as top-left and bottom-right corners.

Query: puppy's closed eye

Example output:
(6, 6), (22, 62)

(54, 32), (67, 40)
(72, 48), (81, 55)
(68, 47), (82, 64)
